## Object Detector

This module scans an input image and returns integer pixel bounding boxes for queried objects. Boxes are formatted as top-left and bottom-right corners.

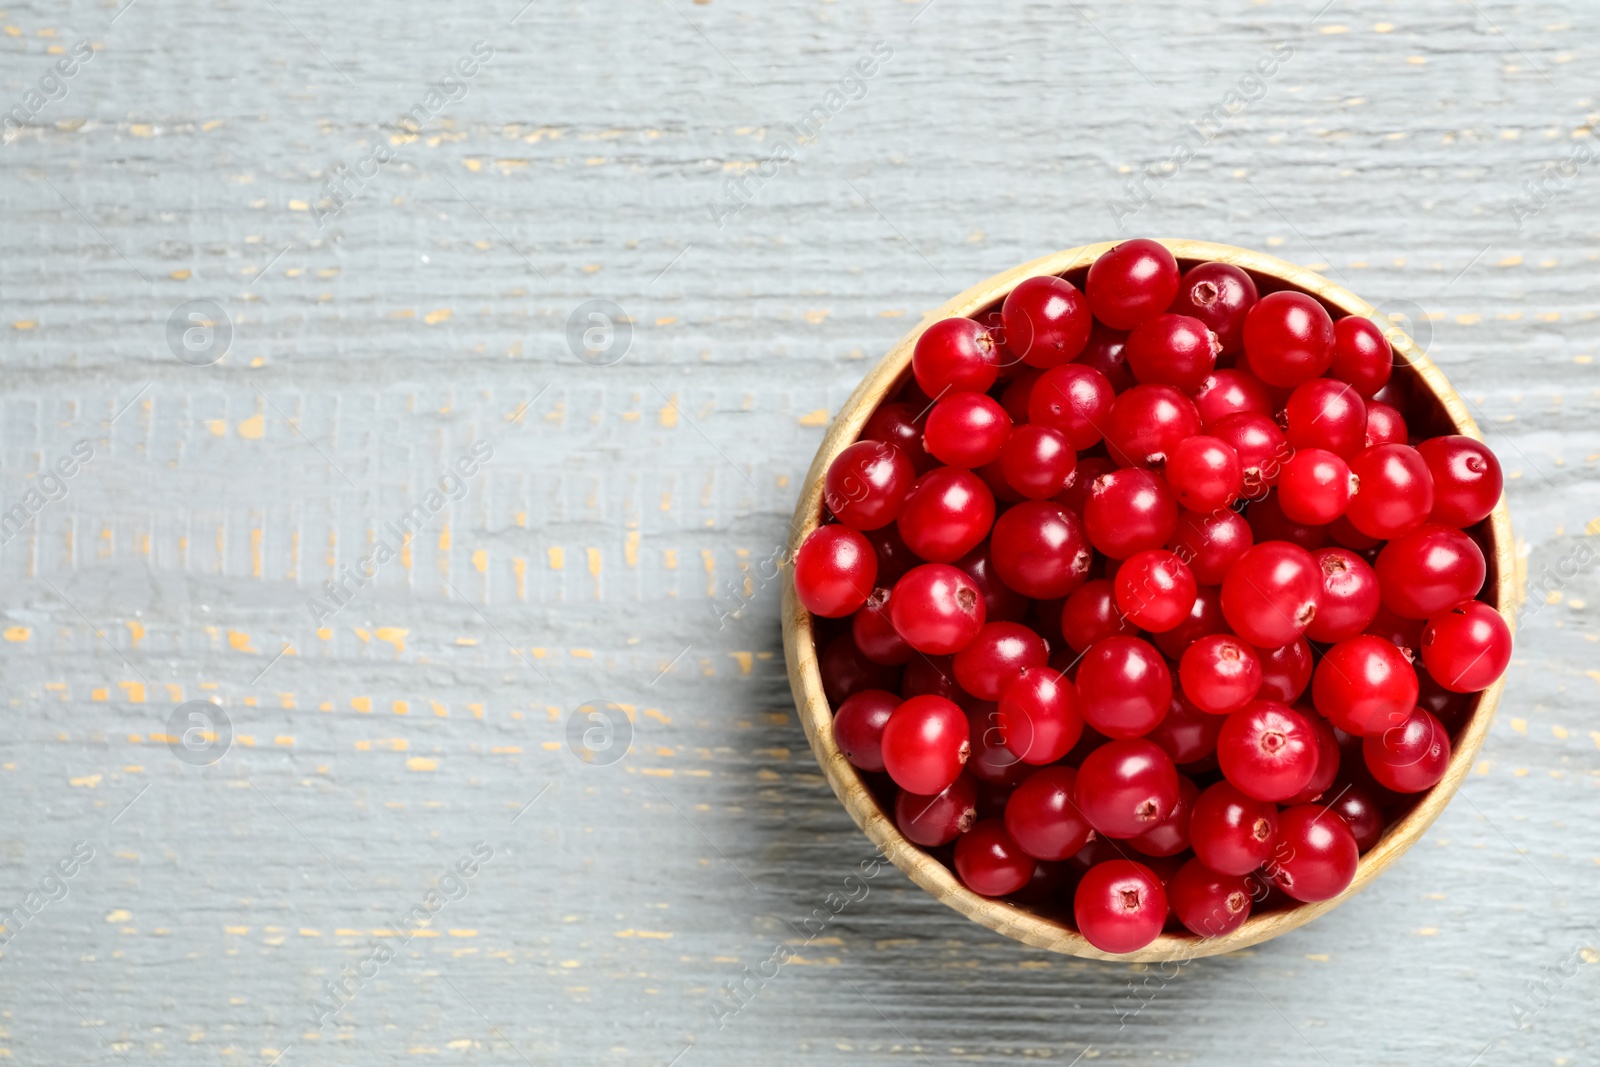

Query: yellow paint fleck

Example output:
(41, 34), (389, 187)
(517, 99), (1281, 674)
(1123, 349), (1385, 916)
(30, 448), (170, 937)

(91, 687), (108, 702)
(1416, 927), (1439, 936)
(1553, 725), (1570, 739)
(237, 412), (265, 440)
(659, 394), (680, 427)
(205, 419), (227, 436)
(375, 627), (408, 654)
(70, 774), (102, 788)
(406, 757), (438, 771)
(472, 549), (488, 573)
(106, 910), (131, 923)
(1510, 717), (1527, 734)
(424, 308), (452, 325)
(392, 701), (408, 716)
(2, 627), (30, 642)
(1305, 953), (1330, 962)
(548, 546), (564, 569)
(227, 630), (256, 653)
(729, 651), (753, 675)
(125, 620), (145, 647)
(615, 930), (673, 939)
(117, 681), (146, 704)
(798, 409), (830, 427)
(352, 696), (372, 713)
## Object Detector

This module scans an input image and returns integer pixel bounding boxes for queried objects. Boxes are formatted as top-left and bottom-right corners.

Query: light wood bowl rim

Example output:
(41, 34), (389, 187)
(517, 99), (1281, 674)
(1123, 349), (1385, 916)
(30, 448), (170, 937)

(781, 239), (1517, 963)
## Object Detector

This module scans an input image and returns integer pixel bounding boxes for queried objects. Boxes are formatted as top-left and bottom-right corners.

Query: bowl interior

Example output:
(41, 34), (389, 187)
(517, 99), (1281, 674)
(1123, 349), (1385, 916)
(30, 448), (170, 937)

(783, 240), (1514, 962)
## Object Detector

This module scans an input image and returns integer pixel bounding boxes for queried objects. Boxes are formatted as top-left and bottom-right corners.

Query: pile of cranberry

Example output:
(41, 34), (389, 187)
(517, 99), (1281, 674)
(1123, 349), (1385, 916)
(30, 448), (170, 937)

(793, 239), (1513, 954)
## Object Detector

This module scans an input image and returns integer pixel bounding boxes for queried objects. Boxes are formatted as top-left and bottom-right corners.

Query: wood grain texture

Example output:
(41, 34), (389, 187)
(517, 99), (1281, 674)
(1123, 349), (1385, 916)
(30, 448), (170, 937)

(0, 0), (1597, 1064)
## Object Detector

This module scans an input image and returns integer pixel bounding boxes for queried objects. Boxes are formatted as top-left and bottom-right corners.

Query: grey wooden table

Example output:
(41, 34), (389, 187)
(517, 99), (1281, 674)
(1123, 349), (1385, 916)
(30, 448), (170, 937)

(1, 0), (1597, 1063)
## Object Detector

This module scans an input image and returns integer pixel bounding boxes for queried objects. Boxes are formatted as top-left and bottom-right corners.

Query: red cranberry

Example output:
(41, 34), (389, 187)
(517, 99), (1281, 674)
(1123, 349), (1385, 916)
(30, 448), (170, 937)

(923, 392), (1012, 469)
(953, 622), (1048, 701)
(1420, 600), (1511, 693)
(1364, 707), (1451, 794)
(1211, 411), (1289, 495)
(1114, 549), (1198, 632)
(1255, 636), (1313, 703)
(1277, 448), (1355, 525)
(1346, 444), (1434, 540)
(1104, 384), (1203, 469)
(1267, 804), (1359, 902)
(833, 689), (899, 772)
(912, 316), (1000, 397)
(1147, 692), (1226, 766)
(955, 542), (1029, 623)
(1242, 291), (1336, 387)
(794, 525), (877, 617)
(1190, 781), (1279, 876)
(852, 587), (913, 665)
(999, 425), (1077, 500)
(1415, 664), (1472, 720)
(953, 819), (1034, 896)
(1086, 239), (1181, 331)
(1217, 700), (1319, 802)
(1180, 634), (1262, 715)
(1193, 367), (1274, 428)
(1129, 773), (1199, 858)
(990, 500), (1093, 600)
(1312, 634), (1419, 737)
(1285, 378), (1368, 459)
(1084, 467), (1179, 559)
(1076, 636), (1173, 739)
(1374, 524), (1486, 619)
(999, 365), (1044, 423)
(1168, 857), (1254, 938)
(1326, 513), (1382, 551)
(1284, 710), (1340, 803)
(897, 466), (996, 563)
(881, 694), (970, 794)
(1055, 454), (1118, 516)
(1306, 547), (1380, 643)
(1075, 738), (1179, 839)
(1220, 540), (1321, 648)
(1169, 261), (1258, 354)
(890, 563), (987, 655)
(1125, 313), (1219, 391)
(1074, 858), (1167, 953)
(1165, 435), (1243, 513)
(819, 633), (900, 707)
(965, 704), (1030, 787)
(1001, 275), (1093, 367)
(1417, 435), (1503, 528)
(1168, 508), (1253, 586)
(997, 667), (1082, 765)
(1365, 603), (1424, 660)
(824, 440), (916, 531)
(1362, 400), (1407, 449)
(1004, 766), (1094, 860)
(896, 775), (979, 846)
(1076, 321), (1134, 391)
(1325, 780), (1385, 851)
(1060, 579), (1136, 652)
(1329, 314), (1392, 398)
(1028, 363), (1114, 450)
(862, 401), (935, 473)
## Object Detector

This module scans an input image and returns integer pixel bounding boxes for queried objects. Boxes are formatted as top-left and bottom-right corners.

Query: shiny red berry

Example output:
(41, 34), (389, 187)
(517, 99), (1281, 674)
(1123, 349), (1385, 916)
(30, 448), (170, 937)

(1305, 547), (1380, 643)
(1165, 435), (1243, 512)
(832, 689), (898, 772)
(997, 667), (1082, 765)
(1284, 377), (1368, 459)
(1242, 291), (1336, 387)
(1312, 634), (1419, 737)
(1346, 444), (1434, 540)
(1004, 766), (1094, 860)
(1084, 467), (1179, 560)
(1001, 275), (1093, 367)
(1180, 634), (1262, 715)
(953, 622), (1048, 701)
(1060, 579), (1136, 652)
(1168, 857), (1254, 938)
(1325, 780), (1385, 851)
(1277, 447), (1354, 525)
(1129, 773), (1199, 857)
(1076, 321), (1133, 391)
(912, 316), (1000, 397)
(1114, 549), (1198, 632)
(924, 392), (1012, 469)
(819, 633), (901, 706)
(881, 694), (971, 794)
(1087, 239), (1180, 331)
(1363, 706), (1450, 793)
(1075, 738), (1179, 839)
(954, 819), (1035, 896)
(1217, 700), (1319, 802)
(1028, 363), (1114, 450)
(1125, 313), (1219, 391)
(794, 524), (878, 617)
(1211, 411), (1289, 496)
(889, 563), (987, 655)
(1362, 400), (1407, 449)
(1255, 636), (1313, 704)
(990, 500), (1092, 600)
(1190, 780), (1279, 876)
(1169, 261), (1258, 354)
(1076, 636), (1173, 739)
(999, 425), (1076, 500)
(1147, 692), (1226, 766)
(897, 466), (996, 563)
(823, 440), (916, 530)
(896, 775), (979, 846)
(1220, 540), (1320, 648)
(862, 401), (935, 473)
(1104, 384), (1203, 469)
(852, 586), (912, 665)
(1328, 314), (1392, 398)
(1168, 508), (1253, 586)
(1417, 435), (1503, 528)
(1074, 858), (1168, 954)
(1267, 804), (1358, 902)
(1420, 600), (1511, 693)
(1374, 524), (1486, 619)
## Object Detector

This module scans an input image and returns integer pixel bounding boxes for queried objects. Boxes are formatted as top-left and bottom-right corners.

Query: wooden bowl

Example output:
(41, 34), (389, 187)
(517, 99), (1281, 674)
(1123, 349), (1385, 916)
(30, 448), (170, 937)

(781, 239), (1517, 962)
